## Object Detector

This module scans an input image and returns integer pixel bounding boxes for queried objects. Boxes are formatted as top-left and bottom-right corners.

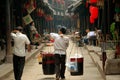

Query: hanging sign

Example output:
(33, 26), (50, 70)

(23, 14), (33, 25)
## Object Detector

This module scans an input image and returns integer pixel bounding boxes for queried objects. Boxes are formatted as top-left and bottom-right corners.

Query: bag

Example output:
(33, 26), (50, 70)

(66, 43), (78, 72)
(66, 61), (78, 72)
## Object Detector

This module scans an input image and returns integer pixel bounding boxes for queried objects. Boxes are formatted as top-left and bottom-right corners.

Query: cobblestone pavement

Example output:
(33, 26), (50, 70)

(2, 41), (103, 80)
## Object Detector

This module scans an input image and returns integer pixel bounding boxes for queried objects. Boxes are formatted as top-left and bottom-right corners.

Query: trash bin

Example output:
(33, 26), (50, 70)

(70, 55), (83, 75)
(42, 52), (55, 75)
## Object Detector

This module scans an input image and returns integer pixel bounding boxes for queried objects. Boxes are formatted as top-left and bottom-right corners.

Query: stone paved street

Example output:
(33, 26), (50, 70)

(1, 41), (103, 80)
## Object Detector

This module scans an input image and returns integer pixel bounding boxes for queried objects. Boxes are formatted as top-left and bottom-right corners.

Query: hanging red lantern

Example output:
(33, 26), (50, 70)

(49, 16), (53, 21)
(37, 8), (44, 17)
(90, 0), (97, 4)
(90, 16), (95, 24)
(92, 7), (98, 19)
(46, 15), (53, 21)
(89, 5), (94, 13)
(45, 15), (50, 21)
(89, 6), (98, 19)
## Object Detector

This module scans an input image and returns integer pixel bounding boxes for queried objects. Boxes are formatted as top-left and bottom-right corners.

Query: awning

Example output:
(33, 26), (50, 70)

(67, 0), (87, 16)
(71, 1), (82, 11)
(67, 0), (82, 13)
(43, 1), (55, 14)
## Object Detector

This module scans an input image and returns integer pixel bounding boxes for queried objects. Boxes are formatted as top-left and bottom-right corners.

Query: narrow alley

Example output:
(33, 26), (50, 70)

(2, 40), (103, 80)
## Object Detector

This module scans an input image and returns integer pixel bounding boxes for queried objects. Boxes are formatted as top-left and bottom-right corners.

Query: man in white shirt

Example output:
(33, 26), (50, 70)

(86, 29), (97, 46)
(11, 26), (31, 80)
(50, 28), (69, 80)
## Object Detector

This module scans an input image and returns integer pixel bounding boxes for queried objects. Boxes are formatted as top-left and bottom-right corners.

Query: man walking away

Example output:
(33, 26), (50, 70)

(50, 27), (69, 80)
(11, 26), (31, 80)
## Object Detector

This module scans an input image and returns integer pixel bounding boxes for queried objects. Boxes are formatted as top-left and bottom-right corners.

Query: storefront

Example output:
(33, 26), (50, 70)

(0, 0), (54, 63)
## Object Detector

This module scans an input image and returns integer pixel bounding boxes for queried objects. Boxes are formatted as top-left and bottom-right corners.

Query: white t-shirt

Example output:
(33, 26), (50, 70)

(11, 32), (30, 57)
(50, 33), (69, 55)
(87, 31), (96, 38)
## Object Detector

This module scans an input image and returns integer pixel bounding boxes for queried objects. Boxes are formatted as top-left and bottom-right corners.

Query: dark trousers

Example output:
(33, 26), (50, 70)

(54, 54), (66, 79)
(89, 36), (97, 46)
(13, 55), (25, 80)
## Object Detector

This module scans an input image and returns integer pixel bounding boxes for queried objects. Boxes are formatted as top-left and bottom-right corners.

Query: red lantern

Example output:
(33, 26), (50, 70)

(92, 7), (98, 19)
(89, 5), (94, 13)
(37, 8), (44, 17)
(49, 16), (53, 21)
(89, 6), (98, 19)
(45, 15), (50, 21)
(94, 9), (98, 18)
(90, 0), (97, 4)
(90, 16), (95, 24)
